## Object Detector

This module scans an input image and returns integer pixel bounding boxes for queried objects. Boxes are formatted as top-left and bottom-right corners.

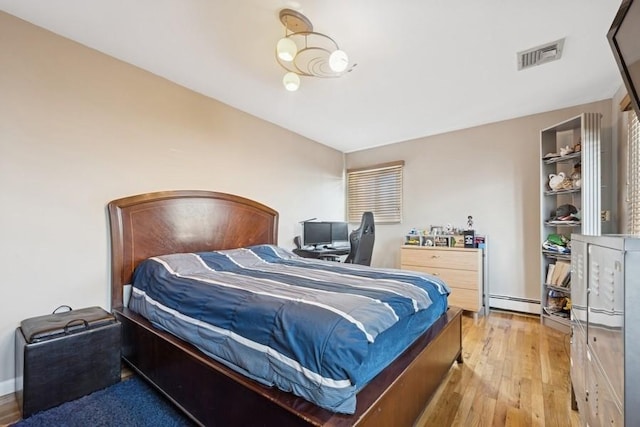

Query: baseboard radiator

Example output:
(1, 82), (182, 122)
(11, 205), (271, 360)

(489, 294), (540, 315)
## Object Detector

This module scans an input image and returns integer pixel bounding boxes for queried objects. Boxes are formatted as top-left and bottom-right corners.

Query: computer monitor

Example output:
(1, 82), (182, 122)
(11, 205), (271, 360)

(330, 222), (349, 244)
(303, 222), (332, 248)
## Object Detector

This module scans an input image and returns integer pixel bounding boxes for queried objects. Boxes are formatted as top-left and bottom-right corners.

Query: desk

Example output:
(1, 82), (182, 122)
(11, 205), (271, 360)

(293, 247), (350, 261)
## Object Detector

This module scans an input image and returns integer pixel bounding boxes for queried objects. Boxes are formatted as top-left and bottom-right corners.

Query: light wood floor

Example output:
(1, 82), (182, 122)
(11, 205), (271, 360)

(417, 310), (580, 427)
(0, 310), (579, 426)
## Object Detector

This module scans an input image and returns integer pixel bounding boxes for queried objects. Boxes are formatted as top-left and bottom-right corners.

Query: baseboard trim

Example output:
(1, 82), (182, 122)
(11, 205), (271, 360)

(489, 295), (540, 314)
(0, 377), (15, 398)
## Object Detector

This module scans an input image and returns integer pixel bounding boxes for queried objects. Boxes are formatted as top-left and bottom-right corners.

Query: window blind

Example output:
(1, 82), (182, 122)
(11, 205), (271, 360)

(347, 161), (404, 223)
(629, 110), (640, 234)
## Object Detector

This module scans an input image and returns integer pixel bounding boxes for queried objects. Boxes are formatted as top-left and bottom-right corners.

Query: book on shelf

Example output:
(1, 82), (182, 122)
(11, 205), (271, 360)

(561, 270), (571, 287)
(548, 260), (571, 287)
(546, 263), (556, 285)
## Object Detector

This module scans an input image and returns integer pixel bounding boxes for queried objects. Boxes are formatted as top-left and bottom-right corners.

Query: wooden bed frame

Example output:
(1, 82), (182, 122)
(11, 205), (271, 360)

(107, 190), (463, 426)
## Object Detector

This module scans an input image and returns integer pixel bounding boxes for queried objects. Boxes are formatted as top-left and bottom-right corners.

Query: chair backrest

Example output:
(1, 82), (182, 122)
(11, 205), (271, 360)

(344, 212), (375, 266)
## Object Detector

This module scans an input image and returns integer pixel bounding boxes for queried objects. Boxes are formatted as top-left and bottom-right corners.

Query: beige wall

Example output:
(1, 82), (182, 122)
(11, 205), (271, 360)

(0, 12), (346, 391)
(346, 99), (614, 312)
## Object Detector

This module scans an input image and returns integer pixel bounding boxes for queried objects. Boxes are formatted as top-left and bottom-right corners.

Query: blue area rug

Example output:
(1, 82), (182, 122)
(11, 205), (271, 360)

(13, 377), (194, 427)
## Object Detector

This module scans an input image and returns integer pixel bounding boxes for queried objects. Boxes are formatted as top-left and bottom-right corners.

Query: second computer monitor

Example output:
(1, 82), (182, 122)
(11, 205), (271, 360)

(303, 221), (349, 248)
(330, 222), (349, 243)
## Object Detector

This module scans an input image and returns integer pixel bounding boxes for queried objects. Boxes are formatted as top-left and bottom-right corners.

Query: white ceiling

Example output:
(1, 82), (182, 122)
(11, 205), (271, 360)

(0, 0), (625, 153)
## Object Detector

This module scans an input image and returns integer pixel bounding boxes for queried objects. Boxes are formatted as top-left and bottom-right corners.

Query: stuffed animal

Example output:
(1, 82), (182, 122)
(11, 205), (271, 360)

(560, 145), (574, 156)
(549, 172), (566, 190)
(571, 163), (581, 188)
(549, 172), (573, 191)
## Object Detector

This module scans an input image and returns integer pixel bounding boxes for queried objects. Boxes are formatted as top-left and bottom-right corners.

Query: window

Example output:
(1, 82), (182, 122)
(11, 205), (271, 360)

(347, 161), (404, 223)
(628, 110), (640, 234)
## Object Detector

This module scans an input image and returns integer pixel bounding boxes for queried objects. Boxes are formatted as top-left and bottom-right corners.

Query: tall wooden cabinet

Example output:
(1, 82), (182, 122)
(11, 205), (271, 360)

(540, 113), (603, 332)
(570, 234), (640, 426)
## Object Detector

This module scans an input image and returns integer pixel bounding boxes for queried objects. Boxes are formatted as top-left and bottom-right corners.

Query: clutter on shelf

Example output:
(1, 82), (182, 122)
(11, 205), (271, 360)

(542, 139), (582, 160)
(546, 204), (581, 225)
(404, 217), (485, 249)
(542, 233), (571, 254)
(544, 290), (571, 318)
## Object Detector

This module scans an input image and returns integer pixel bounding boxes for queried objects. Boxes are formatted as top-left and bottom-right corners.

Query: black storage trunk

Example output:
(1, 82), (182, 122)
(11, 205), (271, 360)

(15, 306), (121, 417)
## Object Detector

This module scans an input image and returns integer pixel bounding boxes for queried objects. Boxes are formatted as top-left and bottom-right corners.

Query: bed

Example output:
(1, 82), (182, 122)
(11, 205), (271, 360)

(108, 190), (463, 426)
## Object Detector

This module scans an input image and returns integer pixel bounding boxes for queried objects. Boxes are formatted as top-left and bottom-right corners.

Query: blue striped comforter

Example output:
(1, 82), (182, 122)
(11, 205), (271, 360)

(128, 244), (449, 414)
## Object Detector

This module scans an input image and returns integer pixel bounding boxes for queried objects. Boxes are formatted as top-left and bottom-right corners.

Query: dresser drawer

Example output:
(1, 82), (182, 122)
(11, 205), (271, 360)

(398, 265), (479, 290)
(448, 288), (481, 312)
(400, 247), (480, 271)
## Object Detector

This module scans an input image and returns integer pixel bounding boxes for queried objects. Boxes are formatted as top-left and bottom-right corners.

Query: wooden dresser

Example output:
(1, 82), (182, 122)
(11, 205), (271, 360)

(400, 246), (484, 315)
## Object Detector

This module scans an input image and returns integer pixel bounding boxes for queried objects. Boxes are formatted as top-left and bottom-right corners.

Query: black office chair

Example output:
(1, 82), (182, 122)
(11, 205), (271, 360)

(344, 212), (375, 266)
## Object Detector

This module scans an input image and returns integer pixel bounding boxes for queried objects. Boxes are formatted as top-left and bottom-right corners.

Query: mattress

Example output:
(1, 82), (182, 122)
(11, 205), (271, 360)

(128, 244), (449, 414)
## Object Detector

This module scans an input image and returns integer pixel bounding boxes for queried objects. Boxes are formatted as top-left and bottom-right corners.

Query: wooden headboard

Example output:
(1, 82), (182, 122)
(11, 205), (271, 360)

(107, 190), (279, 309)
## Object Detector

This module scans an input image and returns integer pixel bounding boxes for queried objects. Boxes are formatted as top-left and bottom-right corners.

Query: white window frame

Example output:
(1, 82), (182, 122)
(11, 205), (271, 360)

(346, 161), (404, 224)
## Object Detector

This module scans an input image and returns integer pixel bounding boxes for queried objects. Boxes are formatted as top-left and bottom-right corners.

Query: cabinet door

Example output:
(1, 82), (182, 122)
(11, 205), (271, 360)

(571, 320), (587, 419)
(587, 244), (624, 408)
(570, 238), (588, 422)
(586, 351), (624, 427)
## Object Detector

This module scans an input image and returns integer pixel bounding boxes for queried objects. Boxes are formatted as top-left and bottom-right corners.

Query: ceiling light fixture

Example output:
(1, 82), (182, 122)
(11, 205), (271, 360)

(275, 9), (354, 91)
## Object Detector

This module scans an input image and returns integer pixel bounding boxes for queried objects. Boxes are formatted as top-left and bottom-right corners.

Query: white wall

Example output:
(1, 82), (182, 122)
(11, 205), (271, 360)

(0, 12), (345, 393)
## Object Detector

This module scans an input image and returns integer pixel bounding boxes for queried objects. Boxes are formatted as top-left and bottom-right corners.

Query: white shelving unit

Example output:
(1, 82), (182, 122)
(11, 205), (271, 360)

(539, 113), (602, 332)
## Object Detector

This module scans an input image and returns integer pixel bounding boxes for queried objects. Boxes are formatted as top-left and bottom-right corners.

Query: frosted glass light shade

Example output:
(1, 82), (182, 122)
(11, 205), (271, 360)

(283, 72), (300, 91)
(277, 37), (297, 62)
(329, 50), (349, 72)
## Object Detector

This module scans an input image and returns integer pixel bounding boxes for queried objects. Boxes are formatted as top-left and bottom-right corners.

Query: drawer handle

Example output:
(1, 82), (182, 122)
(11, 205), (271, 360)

(431, 255), (440, 259)
(432, 272), (440, 276)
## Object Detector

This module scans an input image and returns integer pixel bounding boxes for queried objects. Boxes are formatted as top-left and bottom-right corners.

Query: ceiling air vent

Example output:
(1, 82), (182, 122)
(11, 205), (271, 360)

(517, 38), (565, 71)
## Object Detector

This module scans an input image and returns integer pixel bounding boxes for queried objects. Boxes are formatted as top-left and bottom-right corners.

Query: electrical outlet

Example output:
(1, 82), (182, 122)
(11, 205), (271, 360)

(601, 210), (611, 221)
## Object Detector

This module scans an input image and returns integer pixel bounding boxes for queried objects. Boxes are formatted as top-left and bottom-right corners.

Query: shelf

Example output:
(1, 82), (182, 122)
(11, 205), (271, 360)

(543, 305), (570, 316)
(544, 284), (571, 294)
(544, 220), (581, 227)
(542, 311), (570, 330)
(544, 188), (581, 196)
(542, 250), (571, 260)
(542, 307), (570, 319)
(542, 151), (581, 164)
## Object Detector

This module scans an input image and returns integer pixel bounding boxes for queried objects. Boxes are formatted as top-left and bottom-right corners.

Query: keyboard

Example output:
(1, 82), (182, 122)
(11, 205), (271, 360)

(324, 245), (350, 251)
